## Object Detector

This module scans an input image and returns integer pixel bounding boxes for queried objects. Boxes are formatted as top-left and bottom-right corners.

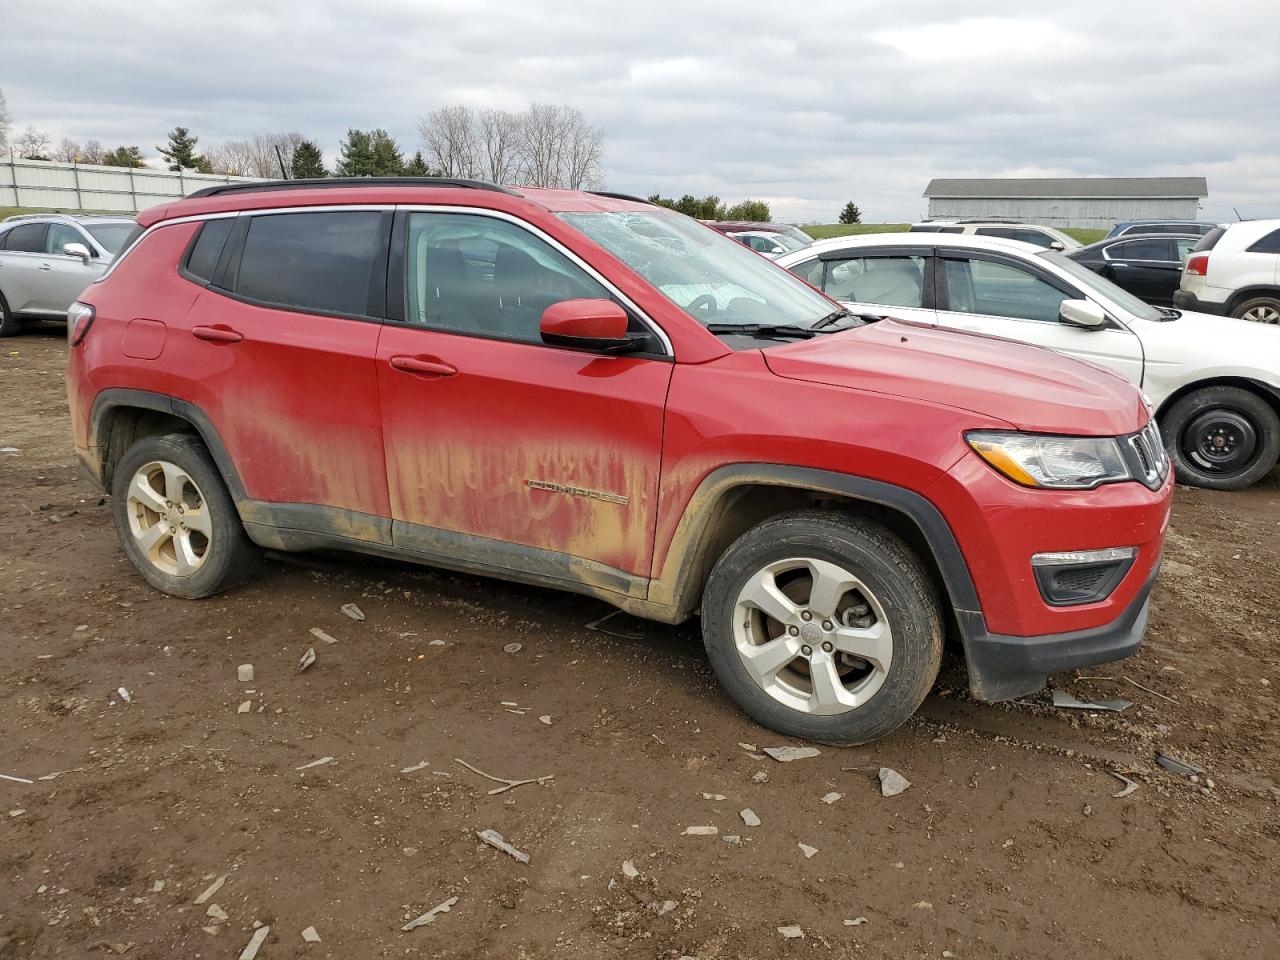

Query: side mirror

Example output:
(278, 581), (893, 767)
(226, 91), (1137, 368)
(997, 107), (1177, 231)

(62, 242), (92, 265)
(1060, 299), (1108, 329)
(540, 299), (644, 353)
(1048, 241), (1066, 251)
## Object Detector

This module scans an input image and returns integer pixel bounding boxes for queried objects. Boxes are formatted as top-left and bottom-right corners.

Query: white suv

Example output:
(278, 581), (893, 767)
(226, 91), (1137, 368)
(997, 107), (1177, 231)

(776, 233), (1280, 490)
(1174, 220), (1280, 323)
(908, 220), (1081, 251)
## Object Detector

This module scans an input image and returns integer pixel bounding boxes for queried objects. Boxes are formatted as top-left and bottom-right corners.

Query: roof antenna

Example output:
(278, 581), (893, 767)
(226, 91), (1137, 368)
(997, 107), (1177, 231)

(1232, 206), (1242, 222)
(275, 145), (289, 179)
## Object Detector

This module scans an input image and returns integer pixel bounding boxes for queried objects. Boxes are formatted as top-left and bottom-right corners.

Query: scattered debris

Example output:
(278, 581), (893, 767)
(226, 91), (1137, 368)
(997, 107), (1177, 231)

(402, 896), (458, 931)
(738, 742), (758, 752)
(205, 903), (229, 921)
(702, 792), (727, 801)
(844, 916), (869, 926)
(238, 925), (270, 960)
(476, 828), (530, 864)
(654, 899), (678, 916)
(1050, 689), (1132, 712)
(763, 745), (820, 762)
(739, 808), (761, 827)
(777, 925), (804, 939)
(0, 773), (33, 785)
(821, 791), (843, 804)
(1077, 674), (1179, 705)
(400, 760), (430, 774)
(879, 767), (911, 797)
(193, 875), (227, 905)
(751, 771), (769, 784)
(151, 880), (165, 893)
(502, 642), (523, 654)
(117, 687), (131, 703)
(201, 926), (220, 936)
(621, 860), (639, 879)
(454, 757), (554, 795)
(237, 701), (252, 714)
(237, 664), (254, 683)
(1156, 752), (1204, 778)
(0, 447), (19, 454)
(1110, 771), (1141, 798)
(296, 756), (335, 771)
(538, 715), (552, 725)
(913, 900), (933, 910)
(723, 835), (742, 844)
(301, 926), (321, 943)
(798, 842), (818, 859)
(340, 602), (366, 621)
(585, 610), (643, 639)
(682, 825), (718, 836)
(428, 639), (448, 646)
(298, 647), (317, 672)
(1083, 803), (1093, 817)
(9, 808), (26, 817)
(309, 627), (340, 645)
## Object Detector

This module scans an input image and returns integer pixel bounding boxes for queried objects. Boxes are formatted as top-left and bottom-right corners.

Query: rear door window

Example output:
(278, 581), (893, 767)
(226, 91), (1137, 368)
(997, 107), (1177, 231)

(1, 222), (47, 253)
(232, 211), (386, 317)
(821, 255), (926, 307)
(1109, 238), (1173, 261)
(1247, 229), (1280, 254)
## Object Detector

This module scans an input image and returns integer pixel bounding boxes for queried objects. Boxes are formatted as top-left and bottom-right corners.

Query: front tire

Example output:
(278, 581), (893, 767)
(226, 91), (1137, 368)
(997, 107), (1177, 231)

(1230, 295), (1280, 325)
(111, 433), (260, 598)
(1161, 386), (1280, 490)
(0, 292), (21, 337)
(701, 511), (943, 745)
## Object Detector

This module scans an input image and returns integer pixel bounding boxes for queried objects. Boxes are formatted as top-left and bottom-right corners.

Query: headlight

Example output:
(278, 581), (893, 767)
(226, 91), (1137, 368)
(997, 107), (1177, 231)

(967, 430), (1132, 489)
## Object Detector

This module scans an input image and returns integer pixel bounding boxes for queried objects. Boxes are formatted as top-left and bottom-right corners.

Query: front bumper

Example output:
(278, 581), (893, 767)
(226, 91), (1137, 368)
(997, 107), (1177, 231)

(1172, 289), (1228, 315)
(959, 558), (1159, 702)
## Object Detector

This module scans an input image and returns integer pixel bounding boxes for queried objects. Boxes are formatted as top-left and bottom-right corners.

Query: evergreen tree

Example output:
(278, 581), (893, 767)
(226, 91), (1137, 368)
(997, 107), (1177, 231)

(404, 150), (433, 177)
(101, 145), (147, 168)
(838, 201), (862, 225)
(368, 129), (405, 176)
(157, 127), (206, 171)
(291, 140), (327, 178)
(335, 129), (375, 176)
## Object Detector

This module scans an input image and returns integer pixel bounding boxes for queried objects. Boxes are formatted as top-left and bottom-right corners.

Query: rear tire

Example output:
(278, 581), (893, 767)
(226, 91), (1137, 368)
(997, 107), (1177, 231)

(1230, 295), (1280, 325)
(111, 433), (260, 598)
(1160, 386), (1280, 490)
(0, 292), (21, 337)
(701, 511), (943, 745)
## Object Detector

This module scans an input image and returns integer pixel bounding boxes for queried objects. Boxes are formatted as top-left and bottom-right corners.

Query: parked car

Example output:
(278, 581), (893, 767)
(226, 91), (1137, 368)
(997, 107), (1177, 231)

(1174, 219), (1280, 324)
(908, 220), (1081, 251)
(0, 214), (138, 336)
(704, 221), (813, 257)
(68, 178), (1170, 745)
(1105, 220), (1222, 240)
(778, 232), (1280, 490)
(1065, 234), (1201, 306)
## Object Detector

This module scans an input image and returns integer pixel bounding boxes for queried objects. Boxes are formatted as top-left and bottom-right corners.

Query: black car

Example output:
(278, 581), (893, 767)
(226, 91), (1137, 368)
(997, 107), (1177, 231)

(1065, 234), (1201, 306)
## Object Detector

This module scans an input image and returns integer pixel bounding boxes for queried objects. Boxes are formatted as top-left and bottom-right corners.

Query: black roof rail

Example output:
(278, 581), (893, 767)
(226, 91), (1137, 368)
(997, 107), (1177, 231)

(588, 190), (652, 204)
(186, 177), (524, 200)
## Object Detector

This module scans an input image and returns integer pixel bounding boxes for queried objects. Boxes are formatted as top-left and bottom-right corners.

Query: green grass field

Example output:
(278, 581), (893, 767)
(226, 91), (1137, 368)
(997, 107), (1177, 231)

(800, 223), (1106, 245)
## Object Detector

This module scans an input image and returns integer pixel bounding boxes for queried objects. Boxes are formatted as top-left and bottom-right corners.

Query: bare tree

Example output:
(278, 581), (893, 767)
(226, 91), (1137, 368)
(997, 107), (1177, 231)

(0, 88), (10, 154)
(419, 105), (479, 178)
(561, 111), (604, 190)
(81, 139), (105, 165)
(15, 127), (51, 159)
(53, 137), (82, 162)
(207, 133), (307, 177)
(476, 108), (521, 184)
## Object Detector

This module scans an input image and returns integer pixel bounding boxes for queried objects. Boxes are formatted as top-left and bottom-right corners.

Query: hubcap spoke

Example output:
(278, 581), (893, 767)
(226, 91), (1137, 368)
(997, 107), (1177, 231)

(833, 620), (892, 670)
(809, 655), (856, 709)
(161, 462), (189, 504)
(739, 635), (803, 686)
(127, 472), (167, 513)
(183, 505), (212, 537)
(806, 559), (856, 618)
(739, 568), (801, 626)
(135, 521), (172, 556)
(172, 533), (202, 575)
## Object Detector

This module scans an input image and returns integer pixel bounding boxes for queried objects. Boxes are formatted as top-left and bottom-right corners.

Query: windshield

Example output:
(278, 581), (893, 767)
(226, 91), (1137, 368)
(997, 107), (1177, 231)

(85, 222), (138, 255)
(1039, 250), (1163, 321)
(775, 225), (814, 247)
(558, 211), (839, 329)
(769, 231), (811, 252)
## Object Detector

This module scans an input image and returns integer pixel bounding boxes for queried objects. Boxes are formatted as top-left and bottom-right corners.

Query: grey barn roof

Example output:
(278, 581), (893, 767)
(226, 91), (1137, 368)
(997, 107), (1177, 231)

(923, 177), (1208, 199)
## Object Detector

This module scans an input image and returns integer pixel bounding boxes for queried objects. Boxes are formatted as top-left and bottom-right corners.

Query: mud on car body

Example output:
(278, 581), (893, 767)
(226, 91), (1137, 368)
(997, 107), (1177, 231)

(66, 178), (1172, 744)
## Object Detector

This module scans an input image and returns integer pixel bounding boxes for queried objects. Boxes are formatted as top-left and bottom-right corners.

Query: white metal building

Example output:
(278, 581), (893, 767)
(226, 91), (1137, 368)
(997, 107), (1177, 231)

(922, 177), (1209, 230)
(0, 158), (262, 214)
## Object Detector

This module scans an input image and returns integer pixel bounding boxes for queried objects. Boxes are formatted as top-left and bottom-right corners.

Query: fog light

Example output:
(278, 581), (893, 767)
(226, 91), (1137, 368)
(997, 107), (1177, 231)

(1031, 547), (1136, 606)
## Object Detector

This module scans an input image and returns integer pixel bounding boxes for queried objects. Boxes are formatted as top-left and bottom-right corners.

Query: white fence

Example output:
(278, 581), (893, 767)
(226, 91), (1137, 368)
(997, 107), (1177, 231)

(0, 158), (265, 214)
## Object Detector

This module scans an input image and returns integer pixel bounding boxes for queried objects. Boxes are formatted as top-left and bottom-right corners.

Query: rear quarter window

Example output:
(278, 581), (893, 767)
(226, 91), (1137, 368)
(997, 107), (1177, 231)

(1247, 229), (1280, 255)
(182, 219), (235, 285)
(1192, 227), (1225, 252)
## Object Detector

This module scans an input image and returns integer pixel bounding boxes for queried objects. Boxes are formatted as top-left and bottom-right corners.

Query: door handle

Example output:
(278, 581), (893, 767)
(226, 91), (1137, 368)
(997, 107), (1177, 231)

(38, 263), (52, 271)
(390, 355), (457, 378)
(192, 324), (243, 344)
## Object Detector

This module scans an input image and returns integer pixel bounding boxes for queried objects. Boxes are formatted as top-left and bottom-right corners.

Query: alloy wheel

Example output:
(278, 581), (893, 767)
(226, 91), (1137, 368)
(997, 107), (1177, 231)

(125, 460), (213, 576)
(731, 557), (892, 715)
(1241, 303), (1280, 324)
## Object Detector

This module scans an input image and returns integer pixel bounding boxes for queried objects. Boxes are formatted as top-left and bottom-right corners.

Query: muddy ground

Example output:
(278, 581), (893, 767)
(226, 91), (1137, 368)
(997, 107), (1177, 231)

(1, 328), (1278, 959)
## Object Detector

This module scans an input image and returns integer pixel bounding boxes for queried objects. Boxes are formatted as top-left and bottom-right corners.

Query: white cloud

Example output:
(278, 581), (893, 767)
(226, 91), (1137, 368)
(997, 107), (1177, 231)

(0, 0), (1275, 223)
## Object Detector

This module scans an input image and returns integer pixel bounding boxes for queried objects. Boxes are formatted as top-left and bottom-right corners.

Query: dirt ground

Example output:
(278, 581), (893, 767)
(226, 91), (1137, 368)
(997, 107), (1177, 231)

(2, 328), (1278, 960)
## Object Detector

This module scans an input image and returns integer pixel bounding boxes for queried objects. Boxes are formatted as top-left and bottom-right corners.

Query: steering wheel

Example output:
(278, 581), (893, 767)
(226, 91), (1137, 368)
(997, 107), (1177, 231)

(687, 294), (718, 315)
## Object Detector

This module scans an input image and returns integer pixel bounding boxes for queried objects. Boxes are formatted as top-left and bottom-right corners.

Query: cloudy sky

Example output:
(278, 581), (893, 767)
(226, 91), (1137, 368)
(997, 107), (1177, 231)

(2, 0), (1277, 223)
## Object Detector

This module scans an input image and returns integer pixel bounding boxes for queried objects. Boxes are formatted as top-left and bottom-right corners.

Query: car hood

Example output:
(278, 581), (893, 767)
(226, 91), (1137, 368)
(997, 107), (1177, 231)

(764, 318), (1149, 436)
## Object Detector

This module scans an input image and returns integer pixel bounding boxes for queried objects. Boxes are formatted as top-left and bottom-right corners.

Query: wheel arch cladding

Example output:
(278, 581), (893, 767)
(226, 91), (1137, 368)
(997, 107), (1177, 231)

(1154, 377), (1280, 426)
(1226, 286), (1280, 314)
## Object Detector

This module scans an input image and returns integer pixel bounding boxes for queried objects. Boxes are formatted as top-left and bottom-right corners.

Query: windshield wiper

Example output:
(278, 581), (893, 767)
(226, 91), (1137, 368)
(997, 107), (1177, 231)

(811, 309), (880, 330)
(810, 310), (854, 330)
(705, 323), (823, 340)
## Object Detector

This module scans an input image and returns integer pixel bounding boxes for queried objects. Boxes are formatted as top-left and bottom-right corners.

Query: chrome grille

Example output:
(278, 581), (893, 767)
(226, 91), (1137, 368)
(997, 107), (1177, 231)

(1127, 421), (1169, 489)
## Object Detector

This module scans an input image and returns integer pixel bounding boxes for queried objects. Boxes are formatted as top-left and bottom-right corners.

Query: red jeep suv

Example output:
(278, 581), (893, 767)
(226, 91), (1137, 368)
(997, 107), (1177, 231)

(66, 178), (1172, 744)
